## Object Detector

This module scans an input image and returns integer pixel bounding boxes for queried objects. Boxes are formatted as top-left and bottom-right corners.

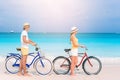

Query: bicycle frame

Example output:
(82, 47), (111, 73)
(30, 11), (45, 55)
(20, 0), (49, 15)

(61, 51), (93, 68)
(76, 52), (93, 67)
(28, 52), (45, 68)
(7, 51), (45, 68)
(26, 52), (42, 68)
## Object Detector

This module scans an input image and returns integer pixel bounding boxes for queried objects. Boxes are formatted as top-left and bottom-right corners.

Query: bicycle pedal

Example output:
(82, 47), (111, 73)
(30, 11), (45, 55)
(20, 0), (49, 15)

(75, 68), (79, 71)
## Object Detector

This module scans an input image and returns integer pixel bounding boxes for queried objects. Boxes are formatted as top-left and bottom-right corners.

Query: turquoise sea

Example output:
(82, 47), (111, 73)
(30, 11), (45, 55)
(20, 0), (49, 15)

(0, 32), (120, 57)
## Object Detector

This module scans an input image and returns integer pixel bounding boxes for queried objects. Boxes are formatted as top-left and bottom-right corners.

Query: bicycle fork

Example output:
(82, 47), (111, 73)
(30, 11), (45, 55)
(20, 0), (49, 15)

(40, 58), (45, 67)
(77, 53), (93, 67)
(38, 53), (45, 68)
(85, 53), (93, 67)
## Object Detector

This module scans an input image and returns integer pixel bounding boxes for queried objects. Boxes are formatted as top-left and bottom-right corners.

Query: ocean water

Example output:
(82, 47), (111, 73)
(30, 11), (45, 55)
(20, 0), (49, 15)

(0, 32), (120, 57)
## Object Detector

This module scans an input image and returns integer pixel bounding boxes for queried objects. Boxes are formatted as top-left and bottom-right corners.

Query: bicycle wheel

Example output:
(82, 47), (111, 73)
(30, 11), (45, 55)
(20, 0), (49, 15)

(53, 56), (71, 75)
(82, 56), (102, 75)
(34, 57), (52, 75)
(5, 56), (20, 74)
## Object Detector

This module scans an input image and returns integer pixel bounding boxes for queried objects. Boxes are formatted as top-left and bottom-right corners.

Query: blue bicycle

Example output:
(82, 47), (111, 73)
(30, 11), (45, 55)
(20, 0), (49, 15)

(5, 45), (52, 75)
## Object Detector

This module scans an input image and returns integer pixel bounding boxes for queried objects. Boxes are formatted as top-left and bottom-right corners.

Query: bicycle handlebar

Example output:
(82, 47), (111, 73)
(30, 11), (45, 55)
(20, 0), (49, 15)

(83, 45), (88, 51)
(34, 44), (40, 51)
(85, 48), (88, 50)
(80, 46), (88, 51)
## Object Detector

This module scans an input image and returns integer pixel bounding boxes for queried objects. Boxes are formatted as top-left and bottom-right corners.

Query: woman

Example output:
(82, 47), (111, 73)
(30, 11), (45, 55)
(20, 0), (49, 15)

(70, 27), (85, 76)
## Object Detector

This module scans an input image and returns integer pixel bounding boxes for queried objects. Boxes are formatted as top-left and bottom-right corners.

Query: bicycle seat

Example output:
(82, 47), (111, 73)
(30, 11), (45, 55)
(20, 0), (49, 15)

(64, 49), (71, 52)
(16, 48), (21, 51)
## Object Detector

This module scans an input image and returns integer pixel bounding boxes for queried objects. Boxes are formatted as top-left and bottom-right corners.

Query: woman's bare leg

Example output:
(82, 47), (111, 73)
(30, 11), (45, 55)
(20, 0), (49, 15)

(74, 56), (78, 67)
(70, 56), (76, 76)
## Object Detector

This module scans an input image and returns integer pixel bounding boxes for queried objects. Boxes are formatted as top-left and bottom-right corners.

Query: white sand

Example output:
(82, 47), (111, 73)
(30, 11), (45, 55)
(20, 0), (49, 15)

(0, 56), (120, 80)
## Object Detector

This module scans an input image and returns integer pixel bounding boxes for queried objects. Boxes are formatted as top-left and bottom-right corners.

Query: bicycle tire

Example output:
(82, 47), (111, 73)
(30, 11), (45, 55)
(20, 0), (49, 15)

(5, 56), (20, 74)
(53, 56), (71, 75)
(34, 57), (52, 75)
(82, 56), (102, 75)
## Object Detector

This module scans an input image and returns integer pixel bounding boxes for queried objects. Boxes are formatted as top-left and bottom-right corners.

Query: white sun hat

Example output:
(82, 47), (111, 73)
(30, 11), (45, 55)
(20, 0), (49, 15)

(23, 22), (30, 29)
(23, 22), (30, 26)
(71, 26), (79, 33)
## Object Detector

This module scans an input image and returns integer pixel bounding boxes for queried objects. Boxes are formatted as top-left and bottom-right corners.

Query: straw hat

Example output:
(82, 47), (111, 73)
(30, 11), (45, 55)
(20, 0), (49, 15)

(71, 26), (79, 33)
(23, 22), (30, 29)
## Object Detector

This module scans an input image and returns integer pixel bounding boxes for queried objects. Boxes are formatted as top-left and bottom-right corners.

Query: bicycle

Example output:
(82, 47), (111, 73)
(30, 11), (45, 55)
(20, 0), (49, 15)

(53, 48), (102, 75)
(5, 45), (52, 75)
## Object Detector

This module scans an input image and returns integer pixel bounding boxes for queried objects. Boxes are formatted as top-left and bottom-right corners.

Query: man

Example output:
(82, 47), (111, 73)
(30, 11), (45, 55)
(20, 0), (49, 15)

(18, 23), (36, 76)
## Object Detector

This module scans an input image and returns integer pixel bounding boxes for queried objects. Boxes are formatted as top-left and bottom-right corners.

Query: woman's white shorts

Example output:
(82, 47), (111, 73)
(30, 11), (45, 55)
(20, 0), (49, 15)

(70, 48), (78, 56)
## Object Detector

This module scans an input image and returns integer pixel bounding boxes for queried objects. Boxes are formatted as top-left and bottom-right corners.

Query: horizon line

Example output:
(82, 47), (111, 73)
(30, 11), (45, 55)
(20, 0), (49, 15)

(0, 32), (119, 34)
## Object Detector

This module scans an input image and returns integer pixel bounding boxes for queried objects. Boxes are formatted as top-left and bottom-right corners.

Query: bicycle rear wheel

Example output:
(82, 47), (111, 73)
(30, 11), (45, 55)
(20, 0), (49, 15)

(34, 57), (52, 75)
(5, 56), (20, 74)
(53, 56), (71, 75)
(82, 56), (102, 75)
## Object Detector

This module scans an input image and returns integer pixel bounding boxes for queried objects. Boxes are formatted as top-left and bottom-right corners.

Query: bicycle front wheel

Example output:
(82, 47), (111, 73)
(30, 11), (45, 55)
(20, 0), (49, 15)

(34, 57), (52, 75)
(53, 56), (71, 75)
(5, 56), (20, 74)
(82, 56), (102, 75)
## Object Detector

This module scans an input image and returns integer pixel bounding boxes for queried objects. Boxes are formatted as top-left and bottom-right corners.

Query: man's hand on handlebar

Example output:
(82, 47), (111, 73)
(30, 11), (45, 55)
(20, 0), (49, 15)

(31, 42), (37, 46)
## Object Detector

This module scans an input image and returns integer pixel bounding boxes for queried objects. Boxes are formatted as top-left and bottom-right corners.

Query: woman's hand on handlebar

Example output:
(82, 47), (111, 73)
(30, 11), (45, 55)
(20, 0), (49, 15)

(79, 45), (85, 48)
(79, 45), (88, 50)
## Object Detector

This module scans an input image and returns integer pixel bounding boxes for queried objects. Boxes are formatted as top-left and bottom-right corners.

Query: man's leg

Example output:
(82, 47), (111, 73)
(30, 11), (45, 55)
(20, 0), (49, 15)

(17, 56), (23, 76)
(22, 55), (31, 76)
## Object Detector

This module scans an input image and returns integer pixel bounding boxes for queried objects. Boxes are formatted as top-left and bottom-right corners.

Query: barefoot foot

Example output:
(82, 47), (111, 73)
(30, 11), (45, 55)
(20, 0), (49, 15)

(24, 73), (31, 77)
(17, 72), (23, 76)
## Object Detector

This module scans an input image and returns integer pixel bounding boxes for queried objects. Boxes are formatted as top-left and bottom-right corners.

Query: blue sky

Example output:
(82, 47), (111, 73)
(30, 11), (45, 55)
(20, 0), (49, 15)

(0, 0), (120, 33)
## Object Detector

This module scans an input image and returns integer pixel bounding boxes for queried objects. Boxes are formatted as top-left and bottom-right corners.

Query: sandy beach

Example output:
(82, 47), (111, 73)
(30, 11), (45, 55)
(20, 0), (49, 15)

(0, 57), (120, 80)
